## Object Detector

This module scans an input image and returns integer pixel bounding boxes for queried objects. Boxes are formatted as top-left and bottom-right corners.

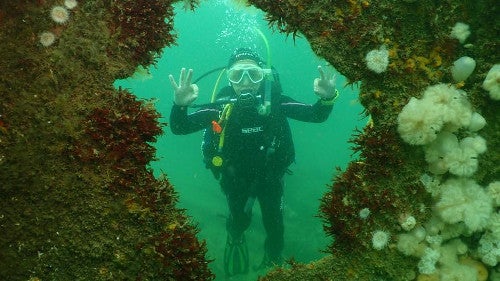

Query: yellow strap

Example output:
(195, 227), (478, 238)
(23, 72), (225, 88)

(219, 103), (231, 123)
(320, 89), (339, 105)
(218, 104), (233, 150)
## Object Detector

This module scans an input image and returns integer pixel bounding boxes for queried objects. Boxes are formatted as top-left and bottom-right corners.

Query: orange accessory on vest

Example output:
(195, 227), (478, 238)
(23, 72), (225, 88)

(212, 120), (222, 134)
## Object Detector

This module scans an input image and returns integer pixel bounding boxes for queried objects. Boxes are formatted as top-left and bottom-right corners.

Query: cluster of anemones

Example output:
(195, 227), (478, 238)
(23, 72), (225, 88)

(39, 0), (78, 47)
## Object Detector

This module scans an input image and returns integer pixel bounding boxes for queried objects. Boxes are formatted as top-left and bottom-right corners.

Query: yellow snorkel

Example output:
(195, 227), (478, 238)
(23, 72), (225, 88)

(254, 28), (273, 115)
(210, 68), (226, 103)
(255, 28), (272, 69)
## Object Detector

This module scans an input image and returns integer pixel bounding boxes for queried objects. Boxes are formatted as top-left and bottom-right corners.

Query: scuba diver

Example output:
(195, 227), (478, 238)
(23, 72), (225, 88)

(168, 48), (338, 278)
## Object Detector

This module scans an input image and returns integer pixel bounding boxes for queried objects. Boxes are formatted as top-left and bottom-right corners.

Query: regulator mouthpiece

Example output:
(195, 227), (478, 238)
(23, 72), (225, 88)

(236, 91), (257, 108)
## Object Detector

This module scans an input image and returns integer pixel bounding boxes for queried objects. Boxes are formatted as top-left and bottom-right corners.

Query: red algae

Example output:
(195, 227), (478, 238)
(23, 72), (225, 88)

(0, 1), (214, 280)
(248, 0), (499, 280)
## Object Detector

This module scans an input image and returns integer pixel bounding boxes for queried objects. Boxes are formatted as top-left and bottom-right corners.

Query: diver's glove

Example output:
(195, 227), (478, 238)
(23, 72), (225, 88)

(168, 68), (199, 106)
(314, 66), (338, 102)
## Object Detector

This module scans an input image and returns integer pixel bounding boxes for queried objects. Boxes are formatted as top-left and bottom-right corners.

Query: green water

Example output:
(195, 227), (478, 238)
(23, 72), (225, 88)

(116, 1), (366, 279)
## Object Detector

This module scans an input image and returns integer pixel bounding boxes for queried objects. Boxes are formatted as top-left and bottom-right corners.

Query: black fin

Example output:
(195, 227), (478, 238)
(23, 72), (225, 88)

(223, 234), (249, 278)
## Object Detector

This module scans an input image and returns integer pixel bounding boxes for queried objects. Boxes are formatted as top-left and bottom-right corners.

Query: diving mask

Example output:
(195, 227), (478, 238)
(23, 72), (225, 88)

(227, 64), (269, 84)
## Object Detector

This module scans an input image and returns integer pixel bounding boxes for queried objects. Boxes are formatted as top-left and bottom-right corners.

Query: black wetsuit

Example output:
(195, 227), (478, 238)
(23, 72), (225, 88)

(169, 84), (334, 263)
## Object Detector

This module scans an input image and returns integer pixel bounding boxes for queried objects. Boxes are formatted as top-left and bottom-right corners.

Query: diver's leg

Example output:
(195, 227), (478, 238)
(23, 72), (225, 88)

(257, 175), (284, 266)
(220, 168), (253, 276)
(220, 171), (252, 239)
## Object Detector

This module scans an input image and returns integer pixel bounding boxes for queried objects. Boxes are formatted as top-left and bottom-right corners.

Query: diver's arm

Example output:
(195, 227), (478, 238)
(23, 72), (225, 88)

(279, 65), (337, 122)
(169, 105), (219, 135)
(280, 95), (334, 123)
(169, 67), (220, 134)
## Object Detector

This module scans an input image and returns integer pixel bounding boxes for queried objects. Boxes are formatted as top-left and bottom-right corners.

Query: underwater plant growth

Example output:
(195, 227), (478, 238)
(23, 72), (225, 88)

(1, 0), (498, 280)
(247, 0), (499, 280)
(0, 0), (213, 280)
